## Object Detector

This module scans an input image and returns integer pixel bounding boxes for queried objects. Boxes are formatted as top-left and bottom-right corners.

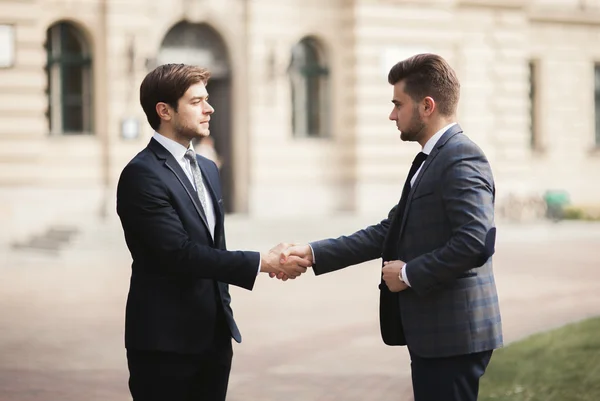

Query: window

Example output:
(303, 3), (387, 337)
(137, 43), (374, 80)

(529, 60), (541, 151)
(45, 22), (93, 135)
(595, 64), (600, 147)
(289, 37), (329, 138)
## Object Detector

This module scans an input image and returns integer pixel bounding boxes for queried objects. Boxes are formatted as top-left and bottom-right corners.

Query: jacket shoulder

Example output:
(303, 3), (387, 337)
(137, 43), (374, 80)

(118, 148), (158, 184)
(444, 132), (487, 159)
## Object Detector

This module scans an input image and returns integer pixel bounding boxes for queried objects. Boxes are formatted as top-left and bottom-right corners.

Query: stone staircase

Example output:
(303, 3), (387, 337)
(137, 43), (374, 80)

(10, 225), (80, 254)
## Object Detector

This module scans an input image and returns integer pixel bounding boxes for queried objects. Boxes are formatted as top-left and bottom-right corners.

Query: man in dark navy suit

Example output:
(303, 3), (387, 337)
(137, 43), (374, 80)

(116, 64), (309, 401)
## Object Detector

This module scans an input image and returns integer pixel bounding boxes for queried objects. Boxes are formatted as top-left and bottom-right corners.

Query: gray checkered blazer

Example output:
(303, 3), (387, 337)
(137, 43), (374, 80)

(311, 124), (503, 358)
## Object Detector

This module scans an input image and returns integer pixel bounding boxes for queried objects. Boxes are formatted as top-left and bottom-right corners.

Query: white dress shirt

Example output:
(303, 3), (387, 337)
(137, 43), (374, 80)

(401, 123), (457, 286)
(153, 132), (217, 238)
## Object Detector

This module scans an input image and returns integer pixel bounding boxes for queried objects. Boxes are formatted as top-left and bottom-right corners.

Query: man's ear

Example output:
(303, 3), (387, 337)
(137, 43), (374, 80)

(422, 97), (436, 116)
(156, 102), (172, 122)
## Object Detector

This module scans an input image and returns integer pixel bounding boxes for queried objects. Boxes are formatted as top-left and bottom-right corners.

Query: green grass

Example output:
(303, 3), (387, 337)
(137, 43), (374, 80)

(480, 317), (600, 401)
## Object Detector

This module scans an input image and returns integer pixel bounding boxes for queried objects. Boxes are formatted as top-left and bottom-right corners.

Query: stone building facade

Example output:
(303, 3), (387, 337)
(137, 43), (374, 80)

(1, 0), (599, 239)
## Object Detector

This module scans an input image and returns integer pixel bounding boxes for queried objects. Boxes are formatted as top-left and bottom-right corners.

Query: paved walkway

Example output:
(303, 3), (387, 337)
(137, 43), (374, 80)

(1, 215), (599, 401)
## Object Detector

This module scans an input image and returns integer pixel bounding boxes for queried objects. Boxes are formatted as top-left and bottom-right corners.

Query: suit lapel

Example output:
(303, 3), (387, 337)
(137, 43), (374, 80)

(397, 124), (463, 240)
(148, 139), (212, 237)
(197, 157), (225, 243)
(197, 157), (221, 219)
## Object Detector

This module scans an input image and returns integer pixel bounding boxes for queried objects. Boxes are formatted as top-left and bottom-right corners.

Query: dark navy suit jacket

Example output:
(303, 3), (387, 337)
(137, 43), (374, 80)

(117, 138), (259, 354)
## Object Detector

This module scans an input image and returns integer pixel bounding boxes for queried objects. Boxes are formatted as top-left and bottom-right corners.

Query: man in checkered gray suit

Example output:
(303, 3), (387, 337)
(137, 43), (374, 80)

(279, 53), (502, 401)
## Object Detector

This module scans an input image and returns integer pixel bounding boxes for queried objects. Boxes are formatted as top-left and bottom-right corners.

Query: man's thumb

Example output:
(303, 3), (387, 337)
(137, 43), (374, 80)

(280, 249), (290, 264)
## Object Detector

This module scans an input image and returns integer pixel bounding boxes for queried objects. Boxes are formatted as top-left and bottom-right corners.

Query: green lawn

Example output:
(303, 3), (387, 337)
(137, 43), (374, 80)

(480, 317), (600, 401)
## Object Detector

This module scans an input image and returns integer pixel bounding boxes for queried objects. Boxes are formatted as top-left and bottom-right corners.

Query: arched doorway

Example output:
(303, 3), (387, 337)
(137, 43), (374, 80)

(158, 22), (234, 213)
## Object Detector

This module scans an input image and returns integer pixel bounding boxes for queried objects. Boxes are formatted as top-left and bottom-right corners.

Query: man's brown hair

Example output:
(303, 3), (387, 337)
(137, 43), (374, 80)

(140, 64), (211, 130)
(388, 53), (460, 117)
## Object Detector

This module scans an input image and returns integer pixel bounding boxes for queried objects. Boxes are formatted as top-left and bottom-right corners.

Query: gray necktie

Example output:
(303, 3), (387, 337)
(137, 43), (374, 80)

(184, 149), (208, 213)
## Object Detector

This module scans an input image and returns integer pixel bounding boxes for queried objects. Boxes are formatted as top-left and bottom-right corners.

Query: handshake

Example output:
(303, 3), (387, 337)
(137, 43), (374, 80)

(259, 243), (313, 280)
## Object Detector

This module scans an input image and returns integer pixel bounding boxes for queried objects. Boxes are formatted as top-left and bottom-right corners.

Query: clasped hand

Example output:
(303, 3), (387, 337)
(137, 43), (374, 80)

(260, 243), (313, 279)
(382, 260), (408, 292)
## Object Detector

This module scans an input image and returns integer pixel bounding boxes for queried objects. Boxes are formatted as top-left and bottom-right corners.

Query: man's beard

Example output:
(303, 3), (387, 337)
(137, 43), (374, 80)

(174, 121), (201, 143)
(400, 107), (426, 142)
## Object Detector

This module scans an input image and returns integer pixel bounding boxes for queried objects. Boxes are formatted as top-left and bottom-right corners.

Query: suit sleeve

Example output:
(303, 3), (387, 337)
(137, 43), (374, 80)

(310, 206), (395, 275)
(116, 162), (259, 290)
(405, 143), (496, 296)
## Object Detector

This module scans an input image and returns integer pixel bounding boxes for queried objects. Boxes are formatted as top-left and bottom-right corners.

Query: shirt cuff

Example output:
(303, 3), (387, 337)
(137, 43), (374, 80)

(400, 264), (411, 287)
(308, 244), (316, 264)
(257, 259), (261, 276)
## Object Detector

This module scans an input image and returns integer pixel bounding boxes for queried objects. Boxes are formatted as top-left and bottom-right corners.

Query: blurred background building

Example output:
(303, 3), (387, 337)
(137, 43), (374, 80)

(1, 0), (600, 241)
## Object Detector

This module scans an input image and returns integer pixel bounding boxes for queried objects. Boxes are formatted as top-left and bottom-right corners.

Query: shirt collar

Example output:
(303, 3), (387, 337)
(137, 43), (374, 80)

(422, 122), (457, 155)
(152, 132), (194, 161)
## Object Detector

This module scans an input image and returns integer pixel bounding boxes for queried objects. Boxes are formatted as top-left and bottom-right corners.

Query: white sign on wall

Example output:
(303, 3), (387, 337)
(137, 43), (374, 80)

(0, 25), (15, 68)
(121, 117), (140, 140)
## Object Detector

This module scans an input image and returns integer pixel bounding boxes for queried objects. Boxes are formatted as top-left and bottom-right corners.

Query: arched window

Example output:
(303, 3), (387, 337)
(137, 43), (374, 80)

(45, 22), (93, 135)
(289, 37), (329, 138)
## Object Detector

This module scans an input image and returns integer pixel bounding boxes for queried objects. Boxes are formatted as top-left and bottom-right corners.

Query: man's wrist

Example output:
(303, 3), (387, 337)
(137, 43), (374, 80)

(400, 264), (411, 287)
(259, 253), (273, 273)
(308, 244), (316, 264)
